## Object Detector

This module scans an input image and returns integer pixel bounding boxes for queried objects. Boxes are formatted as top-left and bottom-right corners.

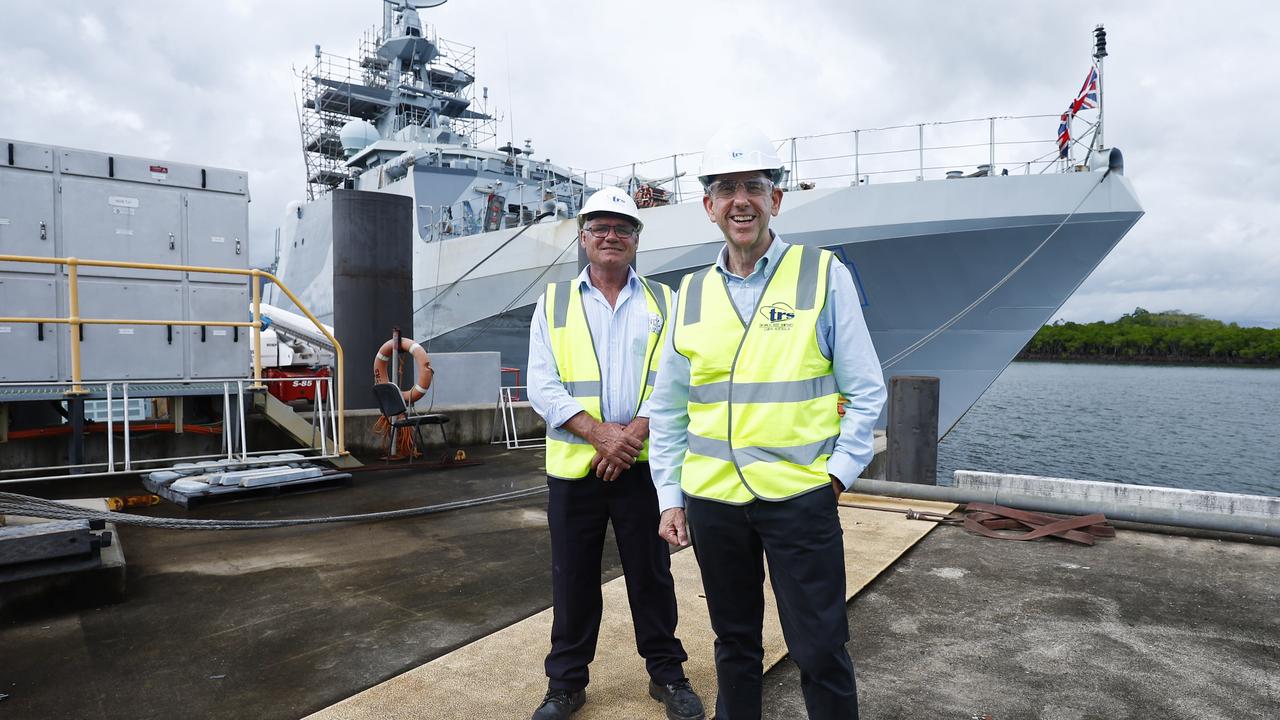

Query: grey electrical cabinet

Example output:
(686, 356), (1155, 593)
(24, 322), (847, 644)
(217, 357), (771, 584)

(60, 176), (185, 281)
(187, 192), (249, 283)
(0, 151), (55, 273)
(72, 279), (185, 380)
(0, 275), (59, 381)
(0, 138), (252, 384)
(188, 283), (250, 378)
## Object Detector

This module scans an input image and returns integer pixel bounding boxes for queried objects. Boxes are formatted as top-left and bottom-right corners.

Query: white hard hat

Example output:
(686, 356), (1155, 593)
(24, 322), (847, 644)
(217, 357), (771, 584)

(697, 124), (785, 187)
(578, 186), (643, 231)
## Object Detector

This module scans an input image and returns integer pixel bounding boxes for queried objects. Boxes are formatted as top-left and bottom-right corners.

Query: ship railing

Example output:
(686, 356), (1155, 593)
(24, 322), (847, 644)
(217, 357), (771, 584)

(362, 20), (445, 61)
(575, 113), (1104, 205)
(0, 254), (349, 461)
(0, 374), (340, 484)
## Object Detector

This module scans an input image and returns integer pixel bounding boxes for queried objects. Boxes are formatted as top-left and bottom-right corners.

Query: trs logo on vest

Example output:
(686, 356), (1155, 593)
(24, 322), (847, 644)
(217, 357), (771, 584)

(758, 302), (796, 331)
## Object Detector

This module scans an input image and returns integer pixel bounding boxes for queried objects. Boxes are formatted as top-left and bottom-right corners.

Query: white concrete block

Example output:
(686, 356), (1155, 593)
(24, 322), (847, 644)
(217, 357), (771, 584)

(954, 471), (1280, 520)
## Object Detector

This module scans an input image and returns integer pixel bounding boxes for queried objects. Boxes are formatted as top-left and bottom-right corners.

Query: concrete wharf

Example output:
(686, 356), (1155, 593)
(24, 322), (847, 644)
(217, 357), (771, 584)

(2, 444), (1277, 719)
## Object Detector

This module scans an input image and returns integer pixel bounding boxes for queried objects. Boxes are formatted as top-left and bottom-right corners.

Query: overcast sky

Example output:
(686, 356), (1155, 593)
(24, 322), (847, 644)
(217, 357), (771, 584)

(2, 0), (1277, 327)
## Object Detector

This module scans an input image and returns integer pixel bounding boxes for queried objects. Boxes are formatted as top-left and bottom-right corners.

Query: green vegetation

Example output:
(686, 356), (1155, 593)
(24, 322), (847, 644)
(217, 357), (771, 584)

(1018, 308), (1280, 365)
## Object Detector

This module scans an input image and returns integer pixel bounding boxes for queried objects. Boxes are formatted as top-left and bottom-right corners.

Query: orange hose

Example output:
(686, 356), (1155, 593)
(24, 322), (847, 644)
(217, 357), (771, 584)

(372, 415), (421, 459)
(7, 422), (223, 440)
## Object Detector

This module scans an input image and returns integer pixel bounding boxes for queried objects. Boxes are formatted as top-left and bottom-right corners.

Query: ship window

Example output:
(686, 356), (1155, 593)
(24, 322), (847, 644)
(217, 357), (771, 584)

(407, 27), (421, 37)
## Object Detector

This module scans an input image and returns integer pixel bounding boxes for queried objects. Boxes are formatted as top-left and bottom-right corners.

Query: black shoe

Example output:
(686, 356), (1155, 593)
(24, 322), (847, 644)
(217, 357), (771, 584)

(531, 688), (585, 720)
(649, 678), (705, 720)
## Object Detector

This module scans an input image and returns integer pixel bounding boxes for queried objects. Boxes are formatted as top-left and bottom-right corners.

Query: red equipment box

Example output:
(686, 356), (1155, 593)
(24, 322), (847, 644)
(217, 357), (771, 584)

(265, 367), (331, 404)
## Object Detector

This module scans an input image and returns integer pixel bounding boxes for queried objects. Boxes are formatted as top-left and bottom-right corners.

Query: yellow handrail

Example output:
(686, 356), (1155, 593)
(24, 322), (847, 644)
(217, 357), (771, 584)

(257, 268), (346, 456)
(251, 268), (264, 391)
(68, 259), (83, 394)
(0, 253), (346, 455)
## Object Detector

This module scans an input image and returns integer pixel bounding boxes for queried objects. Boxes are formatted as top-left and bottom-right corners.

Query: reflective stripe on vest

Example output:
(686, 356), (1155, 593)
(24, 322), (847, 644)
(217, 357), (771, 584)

(544, 275), (672, 479)
(673, 244), (839, 503)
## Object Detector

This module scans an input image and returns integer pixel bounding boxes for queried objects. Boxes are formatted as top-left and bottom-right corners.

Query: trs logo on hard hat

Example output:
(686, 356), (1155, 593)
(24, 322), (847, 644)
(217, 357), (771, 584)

(731, 151), (744, 159)
(759, 302), (796, 328)
(611, 194), (627, 205)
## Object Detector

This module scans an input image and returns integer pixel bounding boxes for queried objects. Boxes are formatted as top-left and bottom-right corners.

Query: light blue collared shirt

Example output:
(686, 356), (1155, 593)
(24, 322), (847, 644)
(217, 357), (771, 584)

(528, 266), (665, 430)
(648, 234), (887, 511)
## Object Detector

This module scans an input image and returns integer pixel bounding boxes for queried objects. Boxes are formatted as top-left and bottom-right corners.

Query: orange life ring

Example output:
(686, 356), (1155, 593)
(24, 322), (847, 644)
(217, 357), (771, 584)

(373, 337), (434, 404)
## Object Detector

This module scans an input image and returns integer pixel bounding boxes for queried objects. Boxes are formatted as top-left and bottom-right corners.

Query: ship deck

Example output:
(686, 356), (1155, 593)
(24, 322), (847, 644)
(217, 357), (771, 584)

(2, 444), (1277, 719)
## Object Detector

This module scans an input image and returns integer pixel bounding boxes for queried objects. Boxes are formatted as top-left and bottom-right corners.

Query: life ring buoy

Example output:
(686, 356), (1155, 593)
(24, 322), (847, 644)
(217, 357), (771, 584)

(373, 337), (434, 404)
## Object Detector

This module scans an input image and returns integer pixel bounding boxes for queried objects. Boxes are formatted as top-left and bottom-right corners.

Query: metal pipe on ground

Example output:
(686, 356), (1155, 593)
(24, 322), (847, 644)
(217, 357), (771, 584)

(849, 477), (1280, 539)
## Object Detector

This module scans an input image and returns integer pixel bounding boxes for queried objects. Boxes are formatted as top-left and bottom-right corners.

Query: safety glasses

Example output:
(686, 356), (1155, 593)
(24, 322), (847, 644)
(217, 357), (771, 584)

(706, 178), (774, 199)
(584, 224), (637, 239)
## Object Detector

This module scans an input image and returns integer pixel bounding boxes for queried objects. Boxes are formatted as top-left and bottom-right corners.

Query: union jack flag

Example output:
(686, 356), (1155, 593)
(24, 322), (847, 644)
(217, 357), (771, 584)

(1057, 111), (1071, 158)
(1070, 66), (1099, 115)
(1057, 65), (1098, 158)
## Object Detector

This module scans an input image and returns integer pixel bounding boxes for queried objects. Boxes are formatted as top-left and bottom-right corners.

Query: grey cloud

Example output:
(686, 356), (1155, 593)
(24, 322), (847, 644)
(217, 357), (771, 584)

(1, 0), (1276, 327)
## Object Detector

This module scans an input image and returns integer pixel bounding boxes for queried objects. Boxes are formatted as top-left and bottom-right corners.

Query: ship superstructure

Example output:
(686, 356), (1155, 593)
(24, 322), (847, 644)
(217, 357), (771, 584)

(292, 0), (589, 232)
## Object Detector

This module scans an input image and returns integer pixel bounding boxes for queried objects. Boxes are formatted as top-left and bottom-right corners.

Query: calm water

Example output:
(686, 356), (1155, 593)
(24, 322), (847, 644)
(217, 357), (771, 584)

(936, 362), (1280, 498)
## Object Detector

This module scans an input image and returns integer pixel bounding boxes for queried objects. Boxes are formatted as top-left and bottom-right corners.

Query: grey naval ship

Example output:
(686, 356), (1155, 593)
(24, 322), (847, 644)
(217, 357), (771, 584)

(270, 0), (1143, 436)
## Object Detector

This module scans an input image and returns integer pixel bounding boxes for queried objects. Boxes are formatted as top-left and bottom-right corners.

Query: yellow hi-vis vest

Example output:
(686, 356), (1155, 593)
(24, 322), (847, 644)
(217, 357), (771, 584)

(673, 244), (840, 503)
(544, 275), (672, 480)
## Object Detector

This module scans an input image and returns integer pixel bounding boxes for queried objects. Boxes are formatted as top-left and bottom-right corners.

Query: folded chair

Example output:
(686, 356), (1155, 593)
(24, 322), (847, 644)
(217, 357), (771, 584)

(371, 382), (450, 462)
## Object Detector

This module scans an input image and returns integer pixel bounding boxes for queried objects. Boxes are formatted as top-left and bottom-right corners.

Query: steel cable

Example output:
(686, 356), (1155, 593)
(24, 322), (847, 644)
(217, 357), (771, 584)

(412, 210), (554, 320)
(451, 230), (581, 352)
(0, 485), (548, 531)
(879, 168), (1112, 371)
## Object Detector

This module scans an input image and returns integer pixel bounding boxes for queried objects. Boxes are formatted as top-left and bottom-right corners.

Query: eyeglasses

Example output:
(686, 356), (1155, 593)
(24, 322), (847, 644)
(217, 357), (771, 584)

(706, 178), (774, 199)
(584, 224), (637, 239)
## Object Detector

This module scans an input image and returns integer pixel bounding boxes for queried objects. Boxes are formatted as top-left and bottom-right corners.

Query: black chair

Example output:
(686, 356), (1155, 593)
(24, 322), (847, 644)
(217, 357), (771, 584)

(371, 382), (450, 462)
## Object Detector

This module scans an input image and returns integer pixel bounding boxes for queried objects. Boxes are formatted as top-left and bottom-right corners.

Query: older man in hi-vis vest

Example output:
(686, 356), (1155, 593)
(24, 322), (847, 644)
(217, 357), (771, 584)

(527, 187), (706, 720)
(648, 125), (887, 720)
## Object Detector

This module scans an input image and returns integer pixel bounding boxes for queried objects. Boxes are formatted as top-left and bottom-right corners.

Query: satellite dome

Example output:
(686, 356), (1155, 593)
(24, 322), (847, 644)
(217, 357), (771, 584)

(339, 120), (380, 158)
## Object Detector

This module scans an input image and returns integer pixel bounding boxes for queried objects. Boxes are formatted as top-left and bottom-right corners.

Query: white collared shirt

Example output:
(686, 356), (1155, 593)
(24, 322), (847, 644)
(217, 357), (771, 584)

(527, 266), (665, 428)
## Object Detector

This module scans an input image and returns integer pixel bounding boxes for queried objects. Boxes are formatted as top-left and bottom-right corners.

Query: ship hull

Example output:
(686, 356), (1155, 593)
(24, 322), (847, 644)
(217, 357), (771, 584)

(273, 170), (1143, 436)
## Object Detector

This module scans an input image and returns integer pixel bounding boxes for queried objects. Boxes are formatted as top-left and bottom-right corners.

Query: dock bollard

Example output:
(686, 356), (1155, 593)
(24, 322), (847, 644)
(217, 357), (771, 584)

(886, 376), (939, 485)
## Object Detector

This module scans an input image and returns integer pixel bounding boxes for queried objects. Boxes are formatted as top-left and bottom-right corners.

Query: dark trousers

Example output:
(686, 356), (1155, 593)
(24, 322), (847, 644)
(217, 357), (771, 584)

(686, 488), (858, 720)
(545, 462), (688, 691)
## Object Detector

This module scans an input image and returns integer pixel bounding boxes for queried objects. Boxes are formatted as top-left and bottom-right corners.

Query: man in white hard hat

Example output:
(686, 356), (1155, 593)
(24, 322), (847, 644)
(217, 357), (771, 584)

(648, 125), (886, 719)
(527, 186), (706, 720)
